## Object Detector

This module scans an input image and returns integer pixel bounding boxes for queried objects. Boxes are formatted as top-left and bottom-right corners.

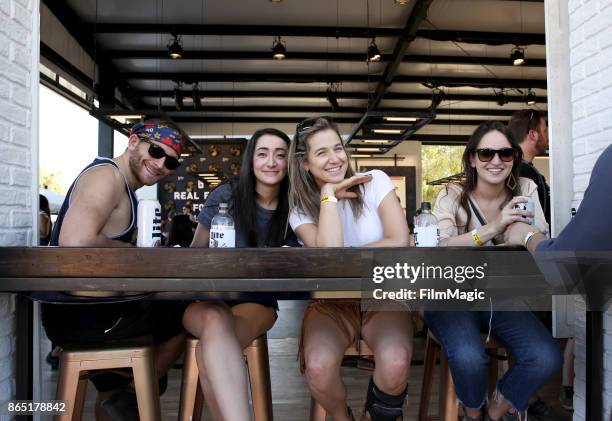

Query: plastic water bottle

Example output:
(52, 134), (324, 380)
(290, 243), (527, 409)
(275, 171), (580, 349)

(414, 202), (439, 247)
(137, 199), (162, 247)
(209, 203), (235, 248)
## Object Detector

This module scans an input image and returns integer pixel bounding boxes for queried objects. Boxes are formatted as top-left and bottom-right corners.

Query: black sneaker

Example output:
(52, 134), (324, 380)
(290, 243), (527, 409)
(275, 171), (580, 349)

(100, 388), (139, 421)
(528, 398), (570, 421)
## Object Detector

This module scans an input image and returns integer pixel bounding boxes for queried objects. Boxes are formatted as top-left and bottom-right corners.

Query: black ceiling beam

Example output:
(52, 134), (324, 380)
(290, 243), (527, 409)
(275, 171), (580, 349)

(134, 89), (547, 103)
(123, 72), (547, 89)
(40, 42), (94, 90)
(138, 105), (520, 116)
(108, 50), (546, 67)
(41, 0), (142, 109)
(369, 0), (433, 113)
(168, 116), (520, 125)
(90, 24), (545, 46)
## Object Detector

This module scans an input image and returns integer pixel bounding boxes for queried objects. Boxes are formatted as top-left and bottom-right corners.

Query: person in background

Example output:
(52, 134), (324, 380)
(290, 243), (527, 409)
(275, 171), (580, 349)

(39, 194), (52, 246)
(185, 128), (298, 421)
(288, 117), (412, 421)
(507, 109), (550, 225)
(40, 119), (187, 421)
(428, 121), (561, 421)
(166, 214), (194, 247)
(182, 203), (197, 224)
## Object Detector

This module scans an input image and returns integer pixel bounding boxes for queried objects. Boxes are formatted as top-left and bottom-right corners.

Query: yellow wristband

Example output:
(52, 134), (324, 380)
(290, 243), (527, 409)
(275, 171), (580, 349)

(523, 230), (541, 249)
(471, 229), (484, 246)
(320, 196), (338, 205)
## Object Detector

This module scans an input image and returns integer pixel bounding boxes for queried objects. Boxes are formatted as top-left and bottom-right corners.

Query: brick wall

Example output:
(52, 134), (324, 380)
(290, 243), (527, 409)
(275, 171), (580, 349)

(568, 0), (612, 419)
(0, 0), (38, 412)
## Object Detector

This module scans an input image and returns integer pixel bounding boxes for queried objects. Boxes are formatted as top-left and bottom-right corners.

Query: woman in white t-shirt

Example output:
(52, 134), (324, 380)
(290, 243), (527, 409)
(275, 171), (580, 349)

(288, 117), (412, 421)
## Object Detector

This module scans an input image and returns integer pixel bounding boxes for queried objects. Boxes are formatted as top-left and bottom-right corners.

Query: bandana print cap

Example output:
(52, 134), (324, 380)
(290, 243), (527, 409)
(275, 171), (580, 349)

(130, 120), (183, 155)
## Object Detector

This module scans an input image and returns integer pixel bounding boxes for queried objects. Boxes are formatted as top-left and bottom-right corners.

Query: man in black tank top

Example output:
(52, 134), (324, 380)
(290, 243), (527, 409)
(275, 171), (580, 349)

(41, 120), (186, 421)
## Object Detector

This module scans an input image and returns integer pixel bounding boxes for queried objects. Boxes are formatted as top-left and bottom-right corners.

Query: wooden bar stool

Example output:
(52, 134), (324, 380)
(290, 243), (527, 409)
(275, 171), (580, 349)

(417, 333), (505, 421)
(54, 340), (160, 421)
(178, 334), (274, 421)
(309, 339), (374, 421)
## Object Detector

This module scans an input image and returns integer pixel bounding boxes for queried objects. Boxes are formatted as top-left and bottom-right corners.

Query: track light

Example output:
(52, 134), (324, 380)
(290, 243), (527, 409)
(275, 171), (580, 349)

(272, 36), (286, 60)
(174, 83), (183, 110)
(394, 0), (409, 4)
(495, 91), (508, 106)
(525, 89), (537, 106)
(326, 84), (340, 111)
(367, 38), (381, 62)
(168, 34), (183, 59)
(511, 46), (525, 66)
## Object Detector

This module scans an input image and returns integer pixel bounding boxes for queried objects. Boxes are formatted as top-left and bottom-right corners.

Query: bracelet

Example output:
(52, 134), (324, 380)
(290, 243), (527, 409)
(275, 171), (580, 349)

(320, 195), (338, 205)
(471, 229), (484, 247)
(523, 230), (541, 249)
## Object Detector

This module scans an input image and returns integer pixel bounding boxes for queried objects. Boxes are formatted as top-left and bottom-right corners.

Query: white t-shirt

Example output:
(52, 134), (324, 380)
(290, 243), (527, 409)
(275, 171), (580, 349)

(289, 170), (396, 247)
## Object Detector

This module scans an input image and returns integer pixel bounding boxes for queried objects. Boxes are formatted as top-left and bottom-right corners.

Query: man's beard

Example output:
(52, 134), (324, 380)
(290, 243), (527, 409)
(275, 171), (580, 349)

(128, 150), (148, 186)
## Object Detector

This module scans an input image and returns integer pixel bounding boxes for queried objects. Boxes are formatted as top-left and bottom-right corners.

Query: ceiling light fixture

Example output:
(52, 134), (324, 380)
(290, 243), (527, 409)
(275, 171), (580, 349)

(192, 83), (202, 110)
(174, 83), (184, 110)
(372, 128), (402, 134)
(495, 91), (508, 106)
(511, 46), (525, 66)
(363, 139), (391, 144)
(351, 154), (373, 158)
(394, 0), (409, 4)
(168, 34), (184, 59)
(356, 147), (382, 152)
(384, 117), (417, 122)
(367, 38), (381, 62)
(525, 89), (537, 106)
(272, 36), (287, 60)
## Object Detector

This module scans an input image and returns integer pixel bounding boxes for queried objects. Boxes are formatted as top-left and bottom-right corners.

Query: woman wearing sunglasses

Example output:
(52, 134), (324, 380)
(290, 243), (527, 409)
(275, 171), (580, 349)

(184, 128), (298, 420)
(426, 121), (561, 421)
(288, 117), (412, 421)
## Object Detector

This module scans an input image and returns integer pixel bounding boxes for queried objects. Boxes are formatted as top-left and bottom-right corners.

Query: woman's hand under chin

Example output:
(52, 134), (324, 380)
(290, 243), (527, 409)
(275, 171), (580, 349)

(320, 173), (373, 199)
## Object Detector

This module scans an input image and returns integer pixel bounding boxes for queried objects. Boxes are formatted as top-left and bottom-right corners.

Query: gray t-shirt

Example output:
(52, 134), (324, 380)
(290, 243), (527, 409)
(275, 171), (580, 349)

(198, 183), (298, 247)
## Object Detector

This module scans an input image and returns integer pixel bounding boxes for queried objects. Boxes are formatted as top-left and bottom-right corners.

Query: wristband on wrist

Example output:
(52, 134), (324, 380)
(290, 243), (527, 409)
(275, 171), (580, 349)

(523, 230), (541, 249)
(471, 229), (484, 247)
(320, 195), (338, 205)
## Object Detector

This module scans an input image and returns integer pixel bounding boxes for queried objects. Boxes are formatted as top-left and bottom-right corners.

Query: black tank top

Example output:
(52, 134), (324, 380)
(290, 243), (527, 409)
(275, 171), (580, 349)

(50, 158), (138, 246)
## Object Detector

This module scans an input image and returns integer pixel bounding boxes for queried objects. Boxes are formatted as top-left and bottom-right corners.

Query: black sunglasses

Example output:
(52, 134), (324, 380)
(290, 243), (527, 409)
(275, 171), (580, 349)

(296, 116), (333, 134)
(141, 139), (181, 170)
(475, 147), (516, 162)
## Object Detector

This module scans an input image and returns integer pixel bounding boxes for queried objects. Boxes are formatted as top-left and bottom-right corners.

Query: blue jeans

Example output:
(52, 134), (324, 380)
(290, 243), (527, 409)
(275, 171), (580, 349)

(424, 310), (562, 411)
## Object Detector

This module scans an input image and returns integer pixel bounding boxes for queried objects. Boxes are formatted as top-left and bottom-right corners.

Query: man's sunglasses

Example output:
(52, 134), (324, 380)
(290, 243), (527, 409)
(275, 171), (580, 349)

(475, 147), (516, 162)
(141, 139), (181, 170)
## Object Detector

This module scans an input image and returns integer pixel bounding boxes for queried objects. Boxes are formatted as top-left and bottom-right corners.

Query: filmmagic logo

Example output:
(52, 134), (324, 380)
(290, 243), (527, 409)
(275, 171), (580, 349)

(370, 263), (488, 303)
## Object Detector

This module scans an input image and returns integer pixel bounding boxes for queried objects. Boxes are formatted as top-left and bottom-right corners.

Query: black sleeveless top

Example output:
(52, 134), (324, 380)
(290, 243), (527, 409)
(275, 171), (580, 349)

(50, 157), (138, 246)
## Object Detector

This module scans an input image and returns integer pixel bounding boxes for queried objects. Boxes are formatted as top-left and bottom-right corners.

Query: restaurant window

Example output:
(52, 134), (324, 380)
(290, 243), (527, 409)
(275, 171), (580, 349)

(421, 145), (464, 207)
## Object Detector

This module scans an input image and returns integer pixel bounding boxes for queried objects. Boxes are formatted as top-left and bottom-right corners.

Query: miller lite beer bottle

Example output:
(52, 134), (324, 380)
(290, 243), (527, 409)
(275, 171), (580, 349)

(414, 202), (439, 247)
(209, 203), (235, 248)
(137, 199), (162, 247)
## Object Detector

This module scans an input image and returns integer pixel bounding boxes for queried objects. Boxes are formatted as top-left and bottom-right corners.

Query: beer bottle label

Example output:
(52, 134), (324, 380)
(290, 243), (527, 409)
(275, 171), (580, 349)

(414, 225), (439, 247)
(209, 226), (236, 248)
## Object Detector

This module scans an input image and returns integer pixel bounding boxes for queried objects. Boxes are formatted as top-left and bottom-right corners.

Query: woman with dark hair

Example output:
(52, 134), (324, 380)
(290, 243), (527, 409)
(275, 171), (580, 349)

(288, 117), (412, 421)
(426, 121), (561, 421)
(39, 194), (52, 246)
(166, 214), (194, 247)
(184, 128), (296, 420)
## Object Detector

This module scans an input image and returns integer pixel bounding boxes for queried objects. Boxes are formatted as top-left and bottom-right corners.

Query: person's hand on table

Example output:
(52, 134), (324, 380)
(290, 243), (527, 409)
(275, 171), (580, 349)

(504, 221), (539, 247)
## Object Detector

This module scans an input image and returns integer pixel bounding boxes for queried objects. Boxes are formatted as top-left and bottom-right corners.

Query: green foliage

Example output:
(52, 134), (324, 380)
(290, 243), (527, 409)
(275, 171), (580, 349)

(421, 145), (464, 207)
(39, 166), (67, 195)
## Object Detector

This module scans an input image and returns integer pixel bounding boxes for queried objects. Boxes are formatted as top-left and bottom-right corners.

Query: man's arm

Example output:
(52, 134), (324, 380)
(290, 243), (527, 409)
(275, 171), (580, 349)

(58, 166), (133, 247)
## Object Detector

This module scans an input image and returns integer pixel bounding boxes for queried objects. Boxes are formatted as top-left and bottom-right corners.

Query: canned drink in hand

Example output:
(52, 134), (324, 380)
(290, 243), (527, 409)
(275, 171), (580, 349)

(513, 196), (535, 225)
(137, 199), (162, 247)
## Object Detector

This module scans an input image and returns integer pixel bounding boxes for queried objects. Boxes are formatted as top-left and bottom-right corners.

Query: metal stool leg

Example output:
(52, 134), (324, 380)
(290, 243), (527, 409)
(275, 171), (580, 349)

(245, 335), (274, 421)
(178, 337), (201, 421)
(131, 346), (161, 421)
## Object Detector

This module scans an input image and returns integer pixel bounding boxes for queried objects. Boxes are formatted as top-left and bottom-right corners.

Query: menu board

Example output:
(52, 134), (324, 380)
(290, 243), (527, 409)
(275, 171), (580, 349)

(157, 142), (243, 218)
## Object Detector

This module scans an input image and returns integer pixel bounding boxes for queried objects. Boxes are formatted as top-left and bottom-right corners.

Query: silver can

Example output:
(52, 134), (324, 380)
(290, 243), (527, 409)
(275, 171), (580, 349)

(513, 196), (535, 225)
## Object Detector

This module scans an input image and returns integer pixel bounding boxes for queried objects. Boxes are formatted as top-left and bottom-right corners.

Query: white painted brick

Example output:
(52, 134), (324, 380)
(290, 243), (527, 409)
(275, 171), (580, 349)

(8, 168), (28, 187)
(0, 57), (27, 87)
(575, 154), (598, 173)
(599, 109), (612, 129)
(0, 78), (8, 99)
(9, 126), (27, 146)
(570, 6), (586, 32)
(571, 74), (601, 102)
(0, 212), (8, 226)
(0, 99), (26, 126)
(573, 116), (601, 138)
(0, 230), (28, 246)
(570, 42), (599, 67)
(10, 43), (30, 72)
(0, 0), (9, 16)
(0, 377), (14, 401)
(10, 84), (29, 108)
(0, 187), (27, 206)
(584, 3), (612, 40)
(0, 145), (27, 165)
(11, 1), (30, 31)
(0, 335), (10, 360)
(570, 25), (585, 49)
(0, 122), (8, 142)
(0, 166), (11, 184)
(10, 210), (30, 227)
(570, 63), (586, 84)
(573, 140), (587, 156)
(573, 173), (590, 195)
(586, 133), (612, 153)
(569, 0), (583, 14)
(0, 354), (14, 382)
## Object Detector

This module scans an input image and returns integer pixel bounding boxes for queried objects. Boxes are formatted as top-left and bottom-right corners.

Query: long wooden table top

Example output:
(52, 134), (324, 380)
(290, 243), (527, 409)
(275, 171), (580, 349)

(0, 247), (551, 297)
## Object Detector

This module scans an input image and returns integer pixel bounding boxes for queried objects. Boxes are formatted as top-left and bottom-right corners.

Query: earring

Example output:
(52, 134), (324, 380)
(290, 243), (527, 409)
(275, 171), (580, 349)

(506, 173), (517, 190)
